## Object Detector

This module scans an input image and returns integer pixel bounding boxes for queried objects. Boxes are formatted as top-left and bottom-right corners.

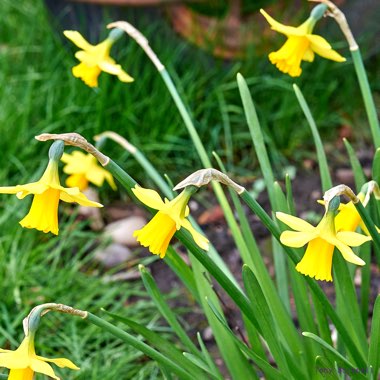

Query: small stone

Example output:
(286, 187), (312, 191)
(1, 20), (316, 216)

(202, 326), (213, 341)
(336, 168), (354, 183)
(95, 243), (133, 268)
(105, 216), (147, 246)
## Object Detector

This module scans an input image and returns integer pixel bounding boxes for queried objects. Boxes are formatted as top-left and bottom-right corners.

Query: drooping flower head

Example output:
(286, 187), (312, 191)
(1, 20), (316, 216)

(276, 196), (370, 281)
(63, 29), (134, 87)
(61, 150), (116, 191)
(260, 4), (346, 77)
(0, 141), (102, 235)
(0, 333), (79, 380)
(132, 185), (209, 258)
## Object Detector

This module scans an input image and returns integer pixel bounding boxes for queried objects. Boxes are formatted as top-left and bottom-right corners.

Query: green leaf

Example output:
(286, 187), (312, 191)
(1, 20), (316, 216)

(372, 148), (380, 184)
(183, 352), (221, 378)
(189, 256), (257, 380)
(315, 356), (340, 380)
(368, 295), (380, 380)
(196, 332), (224, 380)
(206, 297), (287, 380)
(242, 265), (304, 379)
(102, 309), (207, 377)
(293, 84), (332, 192)
(343, 138), (367, 190)
(87, 312), (195, 380)
(139, 265), (201, 357)
(237, 73), (276, 207)
(302, 332), (367, 380)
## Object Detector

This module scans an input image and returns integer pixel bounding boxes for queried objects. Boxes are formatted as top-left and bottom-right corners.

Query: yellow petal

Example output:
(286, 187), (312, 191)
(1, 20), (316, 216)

(303, 48), (315, 62)
(61, 151), (89, 173)
(336, 231), (371, 247)
(333, 240), (365, 266)
(30, 358), (59, 380)
(85, 166), (109, 188)
(59, 188), (103, 208)
(276, 212), (315, 232)
(295, 238), (334, 281)
(308, 35), (346, 62)
(260, 9), (306, 36)
(66, 174), (89, 191)
(279, 231), (316, 247)
(36, 356), (79, 370)
(98, 61), (134, 83)
(132, 186), (165, 210)
(181, 218), (209, 251)
(64, 31), (93, 50)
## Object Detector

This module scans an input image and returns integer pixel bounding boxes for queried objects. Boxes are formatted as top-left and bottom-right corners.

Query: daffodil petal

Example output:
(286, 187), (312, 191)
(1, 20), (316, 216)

(60, 188), (103, 207)
(63, 30), (92, 51)
(36, 356), (79, 370)
(280, 231), (316, 247)
(98, 61), (134, 82)
(303, 48), (314, 62)
(260, 9), (305, 36)
(308, 37), (346, 62)
(181, 219), (209, 251)
(333, 240), (365, 266)
(276, 212), (315, 232)
(336, 231), (371, 247)
(0, 352), (29, 368)
(132, 186), (165, 210)
(30, 359), (59, 380)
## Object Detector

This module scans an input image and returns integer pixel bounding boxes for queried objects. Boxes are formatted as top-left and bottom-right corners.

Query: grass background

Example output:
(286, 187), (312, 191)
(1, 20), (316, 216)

(0, 0), (379, 378)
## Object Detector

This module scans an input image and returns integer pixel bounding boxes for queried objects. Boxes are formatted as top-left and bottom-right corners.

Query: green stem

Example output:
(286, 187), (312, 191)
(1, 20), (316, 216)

(160, 69), (211, 167)
(86, 312), (194, 380)
(351, 48), (380, 147)
(239, 189), (367, 368)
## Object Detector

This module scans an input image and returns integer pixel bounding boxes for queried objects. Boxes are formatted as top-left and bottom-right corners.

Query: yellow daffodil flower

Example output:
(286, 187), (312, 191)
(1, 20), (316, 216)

(0, 334), (79, 380)
(132, 185), (209, 258)
(276, 207), (370, 281)
(260, 7), (346, 77)
(63, 30), (134, 87)
(61, 150), (116, 191)
(0, 159), (102, 235)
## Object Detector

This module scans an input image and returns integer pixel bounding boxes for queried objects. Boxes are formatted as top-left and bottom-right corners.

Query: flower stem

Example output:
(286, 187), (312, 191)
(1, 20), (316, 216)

(350, 48), (380, 147)
(86, 312), (194, 380)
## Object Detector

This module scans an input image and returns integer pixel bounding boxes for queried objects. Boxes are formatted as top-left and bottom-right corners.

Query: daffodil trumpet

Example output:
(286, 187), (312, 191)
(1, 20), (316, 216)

(277, 197), (370, 281)
(64, 28), (134, 87)
(132, 185), (209, 258)
(0, 141), (102, 235)
(260, 4), (346, 77)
